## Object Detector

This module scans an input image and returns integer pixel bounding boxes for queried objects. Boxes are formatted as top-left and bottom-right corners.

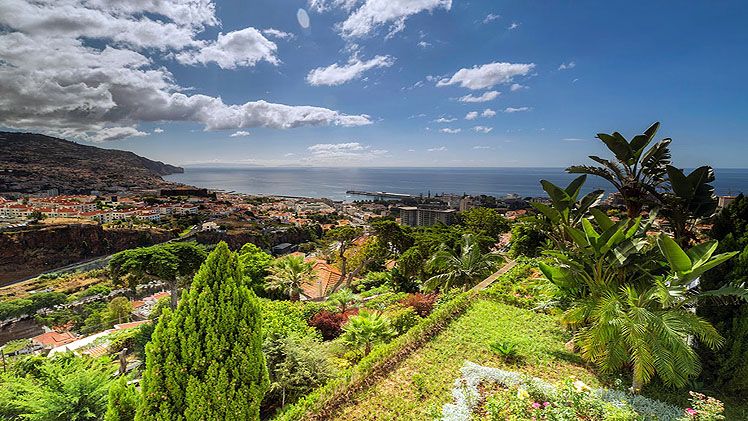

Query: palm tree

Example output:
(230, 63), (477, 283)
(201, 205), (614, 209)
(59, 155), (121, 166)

(341, 310), (394, 356)
(266, 255), (315, 301)
(425, 233), (503, 291)
(567, 122), (671, 218)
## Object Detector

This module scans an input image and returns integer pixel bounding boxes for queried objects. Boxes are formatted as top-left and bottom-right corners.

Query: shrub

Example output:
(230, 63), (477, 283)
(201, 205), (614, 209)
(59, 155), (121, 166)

(351, 271), (391, 293)
(308, 309), (358, 340)
(400, 292), (438, 317)
(686, 391), (725, 420)
(387, 306), (422, 335)
(488, 340), (520, 361)
(104, 376), (139, 421)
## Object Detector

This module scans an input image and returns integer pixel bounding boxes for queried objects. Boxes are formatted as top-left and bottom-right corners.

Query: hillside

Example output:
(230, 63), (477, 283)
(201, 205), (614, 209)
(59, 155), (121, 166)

(0, 132), (183, 193)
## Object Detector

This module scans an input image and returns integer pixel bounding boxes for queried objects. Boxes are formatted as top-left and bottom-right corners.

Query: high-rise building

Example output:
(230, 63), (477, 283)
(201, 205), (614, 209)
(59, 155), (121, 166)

(399, 207), (456, 227)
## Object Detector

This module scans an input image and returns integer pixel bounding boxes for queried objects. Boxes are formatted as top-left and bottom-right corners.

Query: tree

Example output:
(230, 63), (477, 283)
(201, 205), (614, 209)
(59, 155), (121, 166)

(425, 233), (503, 292)
(660, 165), (718, 246)
(103, 297), (132, 325)
(109, 242), (206, 308)
(567, 122), (671, 218)
(138, 242), (269, 420)
(371, 219), (414, 256)
(341, 310), (394, 356)
(325, 226), (363, 289)
(238, 243), (274, 294)
(458, 207), (510, 241)
(508, 220), (548, 258)
(105, 376), (139, 421)
(28, 210), (46, 221)
(265, 254), (315, 301)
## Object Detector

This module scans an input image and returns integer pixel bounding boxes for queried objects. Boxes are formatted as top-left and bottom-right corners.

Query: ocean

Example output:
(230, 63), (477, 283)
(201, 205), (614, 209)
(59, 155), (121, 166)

(164, 167), (748, 202)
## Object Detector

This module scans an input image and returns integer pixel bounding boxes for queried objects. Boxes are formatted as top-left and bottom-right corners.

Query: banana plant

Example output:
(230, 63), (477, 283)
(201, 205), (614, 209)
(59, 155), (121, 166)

(531, 175), (603, 247)
(660, 165), (718, 246)
(567, 122), (671, 218)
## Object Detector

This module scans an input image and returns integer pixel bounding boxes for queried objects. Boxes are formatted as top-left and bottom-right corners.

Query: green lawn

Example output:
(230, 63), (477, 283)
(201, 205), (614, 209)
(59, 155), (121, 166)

(329, 299), (601, 420)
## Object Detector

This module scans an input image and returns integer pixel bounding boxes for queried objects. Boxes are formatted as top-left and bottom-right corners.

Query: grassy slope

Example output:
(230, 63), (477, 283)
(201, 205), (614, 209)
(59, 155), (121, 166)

(329, 299), (600, 420)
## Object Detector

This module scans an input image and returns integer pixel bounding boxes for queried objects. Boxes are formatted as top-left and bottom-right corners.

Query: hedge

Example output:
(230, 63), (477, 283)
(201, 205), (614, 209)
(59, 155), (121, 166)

(273, 290), (474, 420)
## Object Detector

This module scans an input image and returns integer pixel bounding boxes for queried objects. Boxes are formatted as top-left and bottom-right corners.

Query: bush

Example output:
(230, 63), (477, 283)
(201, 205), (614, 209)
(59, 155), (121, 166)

(489, 340), (520, 361)
(308, 309), (358, 340)
(104, 376), (139, 421)
(400, 293), (438, 317)
(351, 271), (391, 293)
(387, 306), (422, 335)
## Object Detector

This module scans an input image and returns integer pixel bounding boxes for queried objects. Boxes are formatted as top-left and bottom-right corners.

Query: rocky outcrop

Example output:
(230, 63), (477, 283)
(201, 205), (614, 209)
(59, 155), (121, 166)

(0, 223), (174, 284)
(0, 131), (183, 193)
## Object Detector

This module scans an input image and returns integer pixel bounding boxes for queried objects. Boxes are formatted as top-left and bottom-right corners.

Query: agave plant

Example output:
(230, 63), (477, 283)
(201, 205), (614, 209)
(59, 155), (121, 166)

(660, 165), (718, 246)
(531, 175), (604, 247)
(567, 122), (671, 218)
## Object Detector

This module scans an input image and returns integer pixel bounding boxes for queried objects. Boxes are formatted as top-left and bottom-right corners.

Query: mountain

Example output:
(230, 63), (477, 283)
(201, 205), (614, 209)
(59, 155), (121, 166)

(0, 132), (183, 193)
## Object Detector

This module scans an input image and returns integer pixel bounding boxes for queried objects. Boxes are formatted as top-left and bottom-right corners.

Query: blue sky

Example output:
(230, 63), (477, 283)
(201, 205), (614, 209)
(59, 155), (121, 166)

(1, 0), (747, 167)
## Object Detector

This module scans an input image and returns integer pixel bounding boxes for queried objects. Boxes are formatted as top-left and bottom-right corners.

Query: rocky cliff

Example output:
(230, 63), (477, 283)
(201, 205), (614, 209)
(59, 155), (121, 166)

(0, 131), (183, 193)
(0, 223), (174, 284)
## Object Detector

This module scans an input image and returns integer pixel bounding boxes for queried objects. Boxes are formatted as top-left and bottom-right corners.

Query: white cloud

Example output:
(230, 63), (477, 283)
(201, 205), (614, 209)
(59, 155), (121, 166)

(483, 13), (500, 24)
(230, 130), (251, 137)
(439, 128), (461, 134)
(434, 117), (457, 123)
(458, 91), (501, 103)
(510, 83), (526, 91)
(465, 111), (479, 120)
(503, 106), (531, 113)
(262, 28), (295, 40)
(315, 0), (452, 38)
(417, 41), (432, 48)
(473, 145), (492, 149)
(558, 61), (576, 70)
(153, 128), (164, 133)
(562, 138), (585, 142)
(437, 62), (535, 90)
(176, 27), (279, 69)
(428, 146), (447, 152)
(482, 108), (496, 117)
(307, 55), (395, 86)
(306, 142), (387, 162)
(0, 2), (370, 141)
(508, 22), (520, 30)
(473, 126), (493, 133)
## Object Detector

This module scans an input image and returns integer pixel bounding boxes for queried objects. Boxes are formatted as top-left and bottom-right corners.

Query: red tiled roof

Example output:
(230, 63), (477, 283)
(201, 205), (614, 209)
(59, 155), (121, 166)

(300, 260), (342, 299)
(114, 320), (151, 330)
(32, 331), (77, 348)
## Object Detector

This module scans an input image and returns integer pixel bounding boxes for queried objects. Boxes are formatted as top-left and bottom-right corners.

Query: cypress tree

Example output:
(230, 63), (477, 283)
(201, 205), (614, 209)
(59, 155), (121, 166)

(137, 242), (269, 420)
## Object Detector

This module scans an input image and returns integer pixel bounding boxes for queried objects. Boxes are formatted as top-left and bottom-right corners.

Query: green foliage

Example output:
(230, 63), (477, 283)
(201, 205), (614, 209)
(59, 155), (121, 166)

(508, 220), (548, 258)
(425, 233), (503, 291)
(102, 297), (132, 325)
(341, 310), (394, 356)
(458, 207), (510, 241)
(238, 243), (274, 294)
(327, 288), (359, 312)
(0, 354), (115, 421)
(266, 254), (315, 301)
(489, 339), (520, 360)
(661, 165), (718, 244)
(351, 271), (390, 293)
(0, 292), (67, 320)
(138, 242), (269, 420)
(105, 377), (139, 421)
(386, 306), (421, 335)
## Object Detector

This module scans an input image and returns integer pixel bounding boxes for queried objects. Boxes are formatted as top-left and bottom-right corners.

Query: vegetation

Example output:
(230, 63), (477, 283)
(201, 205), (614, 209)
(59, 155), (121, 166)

(425, 233), (502, 291)
(342, 310), (394, 356)
(266, 254), (315, 301)
(138, 242), (269, 420)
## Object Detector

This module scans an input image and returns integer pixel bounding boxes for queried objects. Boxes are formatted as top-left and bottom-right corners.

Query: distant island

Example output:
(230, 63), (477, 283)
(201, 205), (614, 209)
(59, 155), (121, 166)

(0, 132), (183, 194)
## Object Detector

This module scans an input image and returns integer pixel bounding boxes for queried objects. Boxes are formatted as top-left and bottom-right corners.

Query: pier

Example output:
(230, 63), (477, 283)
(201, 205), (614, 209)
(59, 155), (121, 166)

(346, 190), (417, 199)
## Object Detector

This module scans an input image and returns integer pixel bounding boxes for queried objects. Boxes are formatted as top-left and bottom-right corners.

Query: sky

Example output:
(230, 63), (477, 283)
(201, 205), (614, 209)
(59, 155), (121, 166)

(1, 0), (747, 168)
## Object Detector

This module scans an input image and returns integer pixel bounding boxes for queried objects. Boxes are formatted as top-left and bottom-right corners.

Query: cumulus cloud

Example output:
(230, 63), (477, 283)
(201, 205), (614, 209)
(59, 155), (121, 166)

(503, 107), (531, 113)
(306, 142), (387, 162)
(558, 61), (576, 70)
(312, 0), (452, 38)
(230, 130), (251, 137)
(482, 109), (496, 117)
(434, 117), (457, 123)
(473, 126), (493, 133)
(508, 22), (520, 30)
(0, 1), (370, 141)
(428, 146), (447, 152)
(439, 128), (461, 134)
(458, 91), (501, 103)
(437, 62), (535, 90)
(510, 83), (526, 91)
(307, 55), (395, 86)
(153, 128), (164, 133)
(465, 111), (479, 120)
(483, 13), (500, 24)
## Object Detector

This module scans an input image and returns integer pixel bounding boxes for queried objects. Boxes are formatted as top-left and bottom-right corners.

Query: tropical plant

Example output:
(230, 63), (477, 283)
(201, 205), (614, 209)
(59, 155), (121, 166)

(266, 254), (316, 301)
(489, 339), (520, 360)
(567, 122), (671, 218)
(530, 175), (603, 247)
(138, 242), (269, 420)
(660, 165), (718, 245)
(327, 288), (358, 312)
(425, 233), (503, 292)
(341, 310), (394, 356)
(541, 224), (741, 391)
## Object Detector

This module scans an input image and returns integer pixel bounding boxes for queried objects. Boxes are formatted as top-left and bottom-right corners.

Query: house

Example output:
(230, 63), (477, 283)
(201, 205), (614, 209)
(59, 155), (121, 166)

(31, 331), (77, 350)
(301, 260), (343, 300)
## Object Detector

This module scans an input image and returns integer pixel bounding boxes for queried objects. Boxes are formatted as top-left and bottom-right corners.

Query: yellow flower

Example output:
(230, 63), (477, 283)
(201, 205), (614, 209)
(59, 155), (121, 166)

(517, 388), (530, 400)
(573, 380), (590, 393)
